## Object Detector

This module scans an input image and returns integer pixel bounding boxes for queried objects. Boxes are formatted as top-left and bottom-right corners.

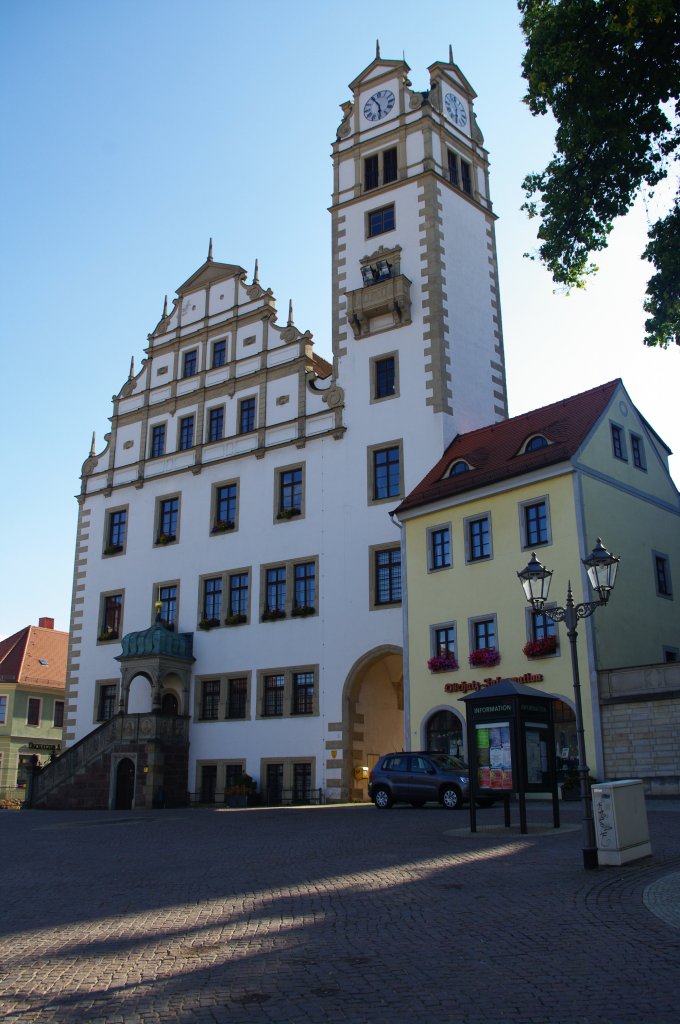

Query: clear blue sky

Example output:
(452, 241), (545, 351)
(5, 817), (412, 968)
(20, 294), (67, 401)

(1, 0), (678, 639)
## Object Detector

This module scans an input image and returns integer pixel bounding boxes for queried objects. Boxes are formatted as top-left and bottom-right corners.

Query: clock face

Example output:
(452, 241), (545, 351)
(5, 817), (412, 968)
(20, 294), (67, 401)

(363, 89), (396, 123)
(445, 92), (467, 127)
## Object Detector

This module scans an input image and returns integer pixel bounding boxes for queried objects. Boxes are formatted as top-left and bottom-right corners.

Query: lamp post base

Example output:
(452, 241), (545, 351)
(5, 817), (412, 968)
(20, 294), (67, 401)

(583, 846), (599, 870)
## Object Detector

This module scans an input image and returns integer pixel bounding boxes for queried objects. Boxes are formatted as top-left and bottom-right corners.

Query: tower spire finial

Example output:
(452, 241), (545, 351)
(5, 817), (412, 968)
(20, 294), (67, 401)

(376, 39), (380, 60)
(207, 237), (213, 261)
(287, 299), (294, 327)
(448, 44), (453, 64)
(253, 258), (259, 285)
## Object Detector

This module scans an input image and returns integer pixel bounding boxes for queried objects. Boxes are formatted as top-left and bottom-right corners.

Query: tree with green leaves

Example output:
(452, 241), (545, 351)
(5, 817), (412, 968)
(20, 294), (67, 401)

(519, 0), (679, 348)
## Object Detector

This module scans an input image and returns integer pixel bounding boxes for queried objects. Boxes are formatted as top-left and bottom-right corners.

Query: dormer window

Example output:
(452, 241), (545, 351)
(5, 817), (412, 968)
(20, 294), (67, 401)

(448, 460), (471, 476)
(524, 435), (549, 453)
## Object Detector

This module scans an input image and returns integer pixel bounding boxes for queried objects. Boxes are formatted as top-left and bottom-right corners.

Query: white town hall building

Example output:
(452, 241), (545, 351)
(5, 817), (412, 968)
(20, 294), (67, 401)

(56, 48), (507, 807)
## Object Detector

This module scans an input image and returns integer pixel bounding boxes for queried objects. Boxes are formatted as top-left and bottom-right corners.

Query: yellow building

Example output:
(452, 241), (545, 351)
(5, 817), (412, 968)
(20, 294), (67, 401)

(0, 618), (67, 802)
(395, 380), (680, 781)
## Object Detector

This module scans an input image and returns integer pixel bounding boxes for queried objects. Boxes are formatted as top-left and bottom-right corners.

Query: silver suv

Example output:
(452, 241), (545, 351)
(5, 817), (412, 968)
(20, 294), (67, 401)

(368, 752), (470, 809)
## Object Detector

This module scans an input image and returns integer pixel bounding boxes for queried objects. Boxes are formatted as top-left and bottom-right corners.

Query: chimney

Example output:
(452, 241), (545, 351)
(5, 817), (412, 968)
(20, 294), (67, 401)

(38, 617), (55, 630)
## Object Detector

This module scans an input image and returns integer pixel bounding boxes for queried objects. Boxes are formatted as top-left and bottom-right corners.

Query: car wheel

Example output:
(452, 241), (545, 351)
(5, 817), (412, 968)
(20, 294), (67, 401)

(440, 785), (462, 810)
(373, 786), (393, 809)
(410, 800), (426, 808)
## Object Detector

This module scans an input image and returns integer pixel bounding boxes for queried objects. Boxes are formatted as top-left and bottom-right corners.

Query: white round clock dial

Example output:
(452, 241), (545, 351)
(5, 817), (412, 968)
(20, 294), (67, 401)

(363, 89), (395, 123)
(445, 92), (467, 127)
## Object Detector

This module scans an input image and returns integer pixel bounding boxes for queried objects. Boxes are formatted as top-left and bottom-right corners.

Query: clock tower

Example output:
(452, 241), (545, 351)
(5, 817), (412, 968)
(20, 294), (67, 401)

(330, 47), (507, 458)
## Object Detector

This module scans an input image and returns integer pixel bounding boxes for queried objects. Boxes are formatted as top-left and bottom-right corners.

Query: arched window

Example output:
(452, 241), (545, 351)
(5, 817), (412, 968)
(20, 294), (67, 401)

(448, 460), (470, 476)
(524, 435), (548, 452)
(426, 710), (464, 757)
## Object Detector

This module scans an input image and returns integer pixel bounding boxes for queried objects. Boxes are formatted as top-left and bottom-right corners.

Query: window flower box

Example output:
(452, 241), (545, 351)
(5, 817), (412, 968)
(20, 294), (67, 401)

(156, 533), (176, 545)
(427, 653), (459, 673)
(277, 507), (301, 520)
(291, 605), (315, 618)
(469, 647), (500, 668)
(104, 544), (123, 556)
(98, 630), (119, 643)
(198, 618), (220, 631)
(225, 613), (247, 626)
(523, 636), (558, 658)
(211, 520), (235, 534)
(262, 608), (286, 622)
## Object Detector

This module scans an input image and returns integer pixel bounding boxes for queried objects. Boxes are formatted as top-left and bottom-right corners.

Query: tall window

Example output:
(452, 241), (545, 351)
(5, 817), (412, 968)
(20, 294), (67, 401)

(227, 678), (247, 720)
(383, 147), (397, 183)
(53, 701), (64, 728)
(460, 160), (472, 195)
(179, 415), (194, 450)
(202, 577), (222, 624)
(367, 205), (395, 237)
(101, 594), (122, 640)
(364, 147), (397, 190)
(265, 567), (286, 614)
(429, 527), (451, 570)
(279, 467), (303, 516)
(473, 618), (496, 650)
(467, 516), (491, 561)
(263, 674), (285, 716)
(107, 509), (127, 552)
(434, 625), (456, 656)
(447, 150), (459, 187)
(266, 763), (284, 804)
(293, 672), (315, 715)
(27, 697), (40, 726)
(532, 610), (556, 642)
(214, 483), (237, 530)
(373, 446), (400, 500)
(201, 680), (220, 720)
(631, 434), (646, 469)
(151, 424), (166, 458)
(200, 765), (217, 803)
(524, 501), (548, 547)
(212, 339), (226, 368)
(226, 572), (247, 619)
(611, 424), (626, 460)
(182, 349), (197, 377)
(374, 356), (396, 399)
(364, 154), (379, 190)
(158, 497), (179, 543)
(208, 407), (224, 442)
(294, 562), (316, 611)
(375, 547), (401, 605)
(655, 554), (673, 598)
(158, 585), (177, 627)
(239, 397), (256, 434)
(293, 762), (312, 802)
(98, 684), (117, 721)
(0, 695), (7, 725)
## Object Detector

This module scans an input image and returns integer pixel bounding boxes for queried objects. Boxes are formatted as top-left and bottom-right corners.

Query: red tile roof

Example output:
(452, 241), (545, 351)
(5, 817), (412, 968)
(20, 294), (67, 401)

(396, 380), (621, 514)
(0, 623), (68, 691)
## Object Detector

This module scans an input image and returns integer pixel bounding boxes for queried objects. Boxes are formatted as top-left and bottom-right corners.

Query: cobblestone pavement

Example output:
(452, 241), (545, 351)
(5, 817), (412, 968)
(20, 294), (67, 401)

(2, 800), (680, 1024)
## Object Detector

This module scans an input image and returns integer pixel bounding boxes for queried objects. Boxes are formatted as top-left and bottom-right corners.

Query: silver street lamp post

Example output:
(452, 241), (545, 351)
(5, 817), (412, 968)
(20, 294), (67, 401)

(517, 539), (620, 870)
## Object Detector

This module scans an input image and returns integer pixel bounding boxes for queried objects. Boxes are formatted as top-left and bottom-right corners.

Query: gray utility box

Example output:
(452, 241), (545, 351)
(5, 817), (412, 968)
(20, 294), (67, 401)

(591, 780), (652, 866)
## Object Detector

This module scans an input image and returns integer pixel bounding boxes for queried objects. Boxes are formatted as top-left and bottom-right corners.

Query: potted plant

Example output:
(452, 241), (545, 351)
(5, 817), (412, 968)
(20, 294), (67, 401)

(104, 543), (123, 556)
(469, 647), (500, 668)
(198, 617), (220, 631)
(224, 772), (257, 808)
(156, 532), (176, 545)
(523, 636), (558, 658)
(211, 519), (235, 534)
(225, 613), (247, 626)
(277, 507), (301, 520)
(427, 653), (459, 672)
(291, 605), (315, 618)
(262, 608), (286, 622)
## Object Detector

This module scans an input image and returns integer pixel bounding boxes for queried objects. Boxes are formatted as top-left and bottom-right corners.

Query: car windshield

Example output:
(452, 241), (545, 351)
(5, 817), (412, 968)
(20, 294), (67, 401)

(428, 754), (468, 771)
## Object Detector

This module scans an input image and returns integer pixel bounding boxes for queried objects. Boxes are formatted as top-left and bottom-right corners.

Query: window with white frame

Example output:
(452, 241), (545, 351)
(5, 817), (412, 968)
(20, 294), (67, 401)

(104, 507), (127, 555)
(96, 682), (118, 722)
(99, 592), (123, 642)
(0, 695), (7, 724)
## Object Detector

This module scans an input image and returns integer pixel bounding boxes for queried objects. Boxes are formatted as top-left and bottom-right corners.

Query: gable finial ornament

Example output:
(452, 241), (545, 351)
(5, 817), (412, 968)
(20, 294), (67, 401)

(207, 237), (213, 262)
(253, 258), (259, 285)
(288, 299), (294, 327)
(90, 431), (96, 457)
(128, 356), (135, 380)
(162, 294), (168, 319)
(448, 44), (454, 64)
(376, 39), (380, 60)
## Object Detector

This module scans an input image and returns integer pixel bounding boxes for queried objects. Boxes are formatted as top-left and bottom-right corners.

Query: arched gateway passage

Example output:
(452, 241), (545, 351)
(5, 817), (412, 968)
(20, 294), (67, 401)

(343, 645), (403, 801)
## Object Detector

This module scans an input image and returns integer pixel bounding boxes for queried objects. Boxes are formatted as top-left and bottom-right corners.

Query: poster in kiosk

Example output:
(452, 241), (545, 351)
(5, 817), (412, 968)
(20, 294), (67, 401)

(460, 679), (560, 834)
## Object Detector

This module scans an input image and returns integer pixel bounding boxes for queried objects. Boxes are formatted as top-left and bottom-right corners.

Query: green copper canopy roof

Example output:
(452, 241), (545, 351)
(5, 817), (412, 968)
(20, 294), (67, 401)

(118, 623), (194, 661)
